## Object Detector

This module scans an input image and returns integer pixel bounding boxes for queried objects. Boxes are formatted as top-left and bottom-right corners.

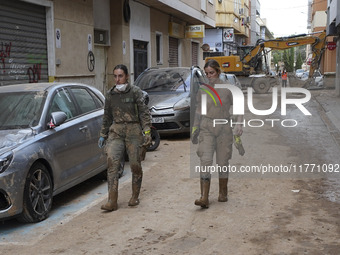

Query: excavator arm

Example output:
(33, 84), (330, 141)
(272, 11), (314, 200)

(243, 31), (327, 79)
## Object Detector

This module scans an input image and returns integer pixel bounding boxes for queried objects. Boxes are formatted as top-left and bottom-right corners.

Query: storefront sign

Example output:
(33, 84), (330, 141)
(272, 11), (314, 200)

(223, 28), (234, 42)
(185, 25), (205, 38)
(169, 22), (184, 38)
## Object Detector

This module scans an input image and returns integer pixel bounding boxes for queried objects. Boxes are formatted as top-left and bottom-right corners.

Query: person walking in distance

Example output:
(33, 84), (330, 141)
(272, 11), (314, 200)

(281, 70), (288, 87)
(98, 64), (152, 211)
(191, 59), (243, 208)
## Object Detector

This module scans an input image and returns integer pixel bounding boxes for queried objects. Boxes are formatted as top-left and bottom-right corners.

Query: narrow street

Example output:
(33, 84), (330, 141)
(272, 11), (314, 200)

(1, 87), (340, 255)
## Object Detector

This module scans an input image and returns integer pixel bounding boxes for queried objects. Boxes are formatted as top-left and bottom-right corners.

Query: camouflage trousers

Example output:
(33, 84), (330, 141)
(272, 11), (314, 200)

(105, 123), (144, 191)
(196, 117), (233, 180)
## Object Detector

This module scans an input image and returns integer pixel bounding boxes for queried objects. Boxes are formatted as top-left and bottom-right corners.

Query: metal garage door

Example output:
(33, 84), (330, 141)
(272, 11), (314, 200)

(191, 42), (199, 66)
(0, 0), (48, 86)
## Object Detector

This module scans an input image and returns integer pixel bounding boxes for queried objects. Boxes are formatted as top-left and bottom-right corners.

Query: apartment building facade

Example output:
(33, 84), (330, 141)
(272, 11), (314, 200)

(203, 0), (250, 57)
(327, 0), (340, 95)
(0, 0), (215, 92)
(308, 0), (336, 89)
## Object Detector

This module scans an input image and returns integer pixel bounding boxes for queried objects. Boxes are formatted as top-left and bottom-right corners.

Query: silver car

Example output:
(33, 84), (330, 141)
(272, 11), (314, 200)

(135, 67), (208, 135)
(0, 83), (106, 222)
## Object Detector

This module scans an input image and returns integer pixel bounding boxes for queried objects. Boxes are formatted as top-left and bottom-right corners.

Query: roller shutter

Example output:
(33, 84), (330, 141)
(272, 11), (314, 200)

(191, 42), (199, 66)
(169, 37), (178, 67)
(0, 0), (48, 86)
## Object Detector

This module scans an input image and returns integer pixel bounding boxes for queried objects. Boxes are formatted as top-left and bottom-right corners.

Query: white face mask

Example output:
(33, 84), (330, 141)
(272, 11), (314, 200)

(115, 83), (128, 92)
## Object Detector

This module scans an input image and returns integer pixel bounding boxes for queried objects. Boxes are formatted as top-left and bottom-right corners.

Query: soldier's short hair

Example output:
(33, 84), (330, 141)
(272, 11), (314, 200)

(114, 64), (129, 76)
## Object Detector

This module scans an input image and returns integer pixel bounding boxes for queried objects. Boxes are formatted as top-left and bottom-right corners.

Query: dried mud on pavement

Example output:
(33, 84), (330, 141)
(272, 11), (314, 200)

(2, 93), (340, 255)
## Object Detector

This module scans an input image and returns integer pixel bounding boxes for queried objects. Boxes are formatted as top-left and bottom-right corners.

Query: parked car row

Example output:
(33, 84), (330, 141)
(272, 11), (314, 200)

(0, 66), (245, 223)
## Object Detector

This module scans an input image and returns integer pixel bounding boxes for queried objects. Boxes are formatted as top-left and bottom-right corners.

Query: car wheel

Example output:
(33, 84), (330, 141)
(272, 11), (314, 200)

(147, 127), (160, 151)
(17, 163), (53, 223)
(253, 78), (270, 94)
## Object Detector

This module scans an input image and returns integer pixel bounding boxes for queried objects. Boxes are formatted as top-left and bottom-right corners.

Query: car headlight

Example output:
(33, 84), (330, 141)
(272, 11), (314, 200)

(0, 151), (13, 174)
(173, 97), (190, 111)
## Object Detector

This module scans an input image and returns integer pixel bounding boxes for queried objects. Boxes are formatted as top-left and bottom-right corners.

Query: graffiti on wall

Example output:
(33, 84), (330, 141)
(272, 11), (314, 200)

(27, 63), (41, 83)
(0, 42), (12, 73)
(0, 41), (45, 84)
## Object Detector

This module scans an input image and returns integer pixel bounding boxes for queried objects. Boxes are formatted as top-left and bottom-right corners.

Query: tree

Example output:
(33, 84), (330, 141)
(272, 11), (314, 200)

(295, 51), (303, 70)
(271, 50), (282, 71)
(282, 48), (294, 72)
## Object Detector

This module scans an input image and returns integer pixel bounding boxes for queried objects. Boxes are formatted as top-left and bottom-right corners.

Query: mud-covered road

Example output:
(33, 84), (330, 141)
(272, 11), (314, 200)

(1, 89), (340, 255)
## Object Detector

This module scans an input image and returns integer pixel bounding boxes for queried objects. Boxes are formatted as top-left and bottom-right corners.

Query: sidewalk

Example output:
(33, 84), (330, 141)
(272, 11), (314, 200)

(285, 76), (340, 142)
(312, 88), (340, 146)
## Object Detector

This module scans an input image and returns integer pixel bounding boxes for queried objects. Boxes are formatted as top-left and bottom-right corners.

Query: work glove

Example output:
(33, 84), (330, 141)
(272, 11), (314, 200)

(142, 130), (152, 148)
(234, 135), (245, 156)
(191, 126), (200, 144)
(98, 136), (106, 148)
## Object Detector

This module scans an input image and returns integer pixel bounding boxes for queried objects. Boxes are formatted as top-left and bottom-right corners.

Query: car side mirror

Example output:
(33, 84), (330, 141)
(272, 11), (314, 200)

(47, 111), (67, 129)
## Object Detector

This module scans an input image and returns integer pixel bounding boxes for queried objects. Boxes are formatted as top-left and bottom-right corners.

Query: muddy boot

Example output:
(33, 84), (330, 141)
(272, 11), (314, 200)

(128, 173), (142, 206)
(218, 178), (228, 202)
(194, 179), (210, 208)
(101, 178), (118, 211)
(101, 189), (118, 211)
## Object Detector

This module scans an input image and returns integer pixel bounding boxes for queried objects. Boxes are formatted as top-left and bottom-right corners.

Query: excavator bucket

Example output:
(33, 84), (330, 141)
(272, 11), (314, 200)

(287, 73), (315, 88)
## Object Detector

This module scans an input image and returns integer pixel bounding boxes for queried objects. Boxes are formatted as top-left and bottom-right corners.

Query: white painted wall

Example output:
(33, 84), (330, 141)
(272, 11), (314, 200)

(312, 11), (327, 28)
(129, 1), (150, 81)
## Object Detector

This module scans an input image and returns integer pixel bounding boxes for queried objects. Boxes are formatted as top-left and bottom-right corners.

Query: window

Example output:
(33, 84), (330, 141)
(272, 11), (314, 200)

(156, 32), (163, 64)
(49, 88), (77, 120)
(71, 88), (102, 114)
(201, 0), (207, 12)
(0, 92), (44, 129)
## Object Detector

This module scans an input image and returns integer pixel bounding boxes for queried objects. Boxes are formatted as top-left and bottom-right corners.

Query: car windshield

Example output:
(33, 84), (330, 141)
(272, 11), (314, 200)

(136, 68), (192, 92)
(0, 91), (45, 130)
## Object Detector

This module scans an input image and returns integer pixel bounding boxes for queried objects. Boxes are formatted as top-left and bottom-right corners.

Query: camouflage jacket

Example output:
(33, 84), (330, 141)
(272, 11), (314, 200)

(100, 83), (151, 138)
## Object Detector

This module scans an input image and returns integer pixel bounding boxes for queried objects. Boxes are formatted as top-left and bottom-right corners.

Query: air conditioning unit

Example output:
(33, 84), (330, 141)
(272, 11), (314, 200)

(239, 8), (244, 15)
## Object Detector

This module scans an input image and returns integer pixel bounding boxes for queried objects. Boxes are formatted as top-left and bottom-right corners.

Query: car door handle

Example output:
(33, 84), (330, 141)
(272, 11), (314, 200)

(79, 126), (88, 132)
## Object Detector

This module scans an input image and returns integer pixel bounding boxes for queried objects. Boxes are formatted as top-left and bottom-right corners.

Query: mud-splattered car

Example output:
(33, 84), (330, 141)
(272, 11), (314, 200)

(135, 66), (207, 135)
(0, 83), (107, 223)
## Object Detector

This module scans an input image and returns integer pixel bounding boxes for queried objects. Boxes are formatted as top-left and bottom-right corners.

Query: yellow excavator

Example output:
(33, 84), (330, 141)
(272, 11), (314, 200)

(205, 31), (327, 93)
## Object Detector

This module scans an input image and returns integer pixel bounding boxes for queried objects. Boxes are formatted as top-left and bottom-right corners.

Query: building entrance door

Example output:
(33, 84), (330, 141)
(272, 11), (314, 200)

(133, 40), (148, 81)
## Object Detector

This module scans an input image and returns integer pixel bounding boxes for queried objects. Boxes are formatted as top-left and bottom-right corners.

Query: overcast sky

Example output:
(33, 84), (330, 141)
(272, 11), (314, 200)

(259, 0), (309, 37)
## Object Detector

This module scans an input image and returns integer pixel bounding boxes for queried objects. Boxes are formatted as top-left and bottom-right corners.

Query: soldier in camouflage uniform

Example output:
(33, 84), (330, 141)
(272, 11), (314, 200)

(98, 64), (152, 211)
(192, 59), (243, 208)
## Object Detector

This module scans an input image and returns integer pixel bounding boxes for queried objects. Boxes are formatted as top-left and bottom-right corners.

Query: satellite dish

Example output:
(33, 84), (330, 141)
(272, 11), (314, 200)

(201, 44), (210, 51)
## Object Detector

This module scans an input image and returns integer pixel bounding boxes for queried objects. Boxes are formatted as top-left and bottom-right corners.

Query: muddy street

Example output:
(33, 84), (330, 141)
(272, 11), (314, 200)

(1, 89), (340, 255)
